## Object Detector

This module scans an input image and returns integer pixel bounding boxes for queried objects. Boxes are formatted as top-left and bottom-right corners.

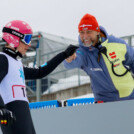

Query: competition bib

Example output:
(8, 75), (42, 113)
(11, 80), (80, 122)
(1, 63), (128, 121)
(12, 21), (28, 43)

(12, 85), (27, 98)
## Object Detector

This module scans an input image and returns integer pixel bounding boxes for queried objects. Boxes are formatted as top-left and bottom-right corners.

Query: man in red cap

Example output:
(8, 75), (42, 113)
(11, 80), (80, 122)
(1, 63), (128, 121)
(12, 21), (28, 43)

(78, 13), (100, 48)
(64, 13), (134, 103)
(65, 13), (101, 63)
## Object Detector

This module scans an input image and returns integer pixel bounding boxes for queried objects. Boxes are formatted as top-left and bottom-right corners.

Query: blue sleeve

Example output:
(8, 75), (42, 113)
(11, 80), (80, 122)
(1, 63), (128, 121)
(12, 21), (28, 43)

(63, 49), (87, 69)
(124, 44), (134, 73)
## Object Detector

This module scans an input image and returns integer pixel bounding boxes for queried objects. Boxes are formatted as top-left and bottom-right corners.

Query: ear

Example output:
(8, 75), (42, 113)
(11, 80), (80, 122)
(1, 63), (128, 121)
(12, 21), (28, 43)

(5, 44), (9, 47)
(19, 41), (24, 46)
(97, 32), (100, 36)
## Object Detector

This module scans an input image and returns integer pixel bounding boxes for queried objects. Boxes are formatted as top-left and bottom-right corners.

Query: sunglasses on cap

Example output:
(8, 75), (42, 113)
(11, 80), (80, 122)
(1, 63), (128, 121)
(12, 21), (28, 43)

(2, 27), (32, 45)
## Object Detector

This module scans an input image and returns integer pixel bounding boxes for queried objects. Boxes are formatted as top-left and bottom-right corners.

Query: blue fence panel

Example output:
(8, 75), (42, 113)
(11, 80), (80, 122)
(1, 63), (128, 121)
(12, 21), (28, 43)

(66, 98), (94, 106)
(29, 100), (61, 109)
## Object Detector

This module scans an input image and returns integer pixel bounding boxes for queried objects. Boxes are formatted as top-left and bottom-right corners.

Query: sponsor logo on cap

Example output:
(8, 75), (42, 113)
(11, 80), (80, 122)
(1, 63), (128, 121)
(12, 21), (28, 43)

(80, 24), (92, 28)
(12, 31), (23, 38)
(82, 28), (88, 30)
(11, 26), (19, 31)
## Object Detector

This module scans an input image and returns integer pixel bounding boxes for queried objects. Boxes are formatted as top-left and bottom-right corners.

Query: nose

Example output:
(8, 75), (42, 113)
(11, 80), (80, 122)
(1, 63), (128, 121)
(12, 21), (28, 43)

(83, 33), (89, 39)
(28, 44), (31, 47)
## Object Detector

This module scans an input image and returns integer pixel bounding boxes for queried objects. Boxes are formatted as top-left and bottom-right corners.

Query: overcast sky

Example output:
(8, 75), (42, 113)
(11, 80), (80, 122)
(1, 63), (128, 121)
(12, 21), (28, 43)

(0, 0), (134, 40)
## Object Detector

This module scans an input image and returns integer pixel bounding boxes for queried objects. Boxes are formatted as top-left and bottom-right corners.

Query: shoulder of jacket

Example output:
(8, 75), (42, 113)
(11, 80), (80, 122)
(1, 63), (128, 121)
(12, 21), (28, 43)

(108, 35), (126, 44)
(76, 47), (88, 56)
(0, 53), (8, 61)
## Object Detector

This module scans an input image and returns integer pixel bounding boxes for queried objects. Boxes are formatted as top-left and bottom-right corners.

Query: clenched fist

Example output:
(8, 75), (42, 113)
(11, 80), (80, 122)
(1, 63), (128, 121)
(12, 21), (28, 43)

(65, 53), (77, 63)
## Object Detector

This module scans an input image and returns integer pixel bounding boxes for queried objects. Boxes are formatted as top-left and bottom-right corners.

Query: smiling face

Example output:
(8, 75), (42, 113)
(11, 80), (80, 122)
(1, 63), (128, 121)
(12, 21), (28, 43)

(17, 41), (31, 55)
(79, 30), (100, 47)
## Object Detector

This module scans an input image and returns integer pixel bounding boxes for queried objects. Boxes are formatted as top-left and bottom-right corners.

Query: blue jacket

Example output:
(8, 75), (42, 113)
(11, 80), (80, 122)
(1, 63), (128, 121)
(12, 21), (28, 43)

(64, 26), (134, 102)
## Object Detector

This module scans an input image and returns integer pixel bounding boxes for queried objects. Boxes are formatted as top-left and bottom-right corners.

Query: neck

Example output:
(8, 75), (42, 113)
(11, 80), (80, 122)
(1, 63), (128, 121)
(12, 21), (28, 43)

(3, 47), (22, 60)
(5, 45), (16, 51)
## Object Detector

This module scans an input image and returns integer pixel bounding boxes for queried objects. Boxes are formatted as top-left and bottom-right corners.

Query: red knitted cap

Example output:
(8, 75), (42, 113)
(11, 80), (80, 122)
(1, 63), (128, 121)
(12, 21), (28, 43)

(78, 13), (100, 32)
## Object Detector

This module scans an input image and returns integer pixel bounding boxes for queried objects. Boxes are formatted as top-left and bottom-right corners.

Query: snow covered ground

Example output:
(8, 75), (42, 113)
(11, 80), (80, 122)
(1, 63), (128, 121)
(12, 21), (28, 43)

(43, 75), (91, 94)
(70, 93), (94, 99)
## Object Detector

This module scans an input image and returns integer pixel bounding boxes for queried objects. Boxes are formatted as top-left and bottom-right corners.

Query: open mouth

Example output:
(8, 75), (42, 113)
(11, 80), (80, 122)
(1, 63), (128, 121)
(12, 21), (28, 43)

(83, 38), (91, 43)
(84, 40), (90, 43)
(84, 40), (91, 45)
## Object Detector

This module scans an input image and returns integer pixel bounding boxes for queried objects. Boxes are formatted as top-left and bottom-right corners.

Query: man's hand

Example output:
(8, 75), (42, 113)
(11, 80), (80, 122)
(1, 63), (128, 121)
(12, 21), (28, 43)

(0, 108), (16, 126)
(65, 53), (77, 63)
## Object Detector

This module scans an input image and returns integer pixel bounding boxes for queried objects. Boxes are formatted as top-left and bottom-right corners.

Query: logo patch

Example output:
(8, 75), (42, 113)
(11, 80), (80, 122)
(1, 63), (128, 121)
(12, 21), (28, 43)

(80, 24), (92, 27)
(109, 52), (116, 59)
(19, 67), (24, 83)
(113, 63), (120, 67)
(90, 68), (103, 71)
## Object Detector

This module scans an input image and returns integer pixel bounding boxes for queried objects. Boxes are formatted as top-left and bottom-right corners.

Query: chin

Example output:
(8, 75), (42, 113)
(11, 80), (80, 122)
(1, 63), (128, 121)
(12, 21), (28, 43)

(84, 41), (91, 45)
(22, 52), (26, 55)
(84, 43), (90, 46)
